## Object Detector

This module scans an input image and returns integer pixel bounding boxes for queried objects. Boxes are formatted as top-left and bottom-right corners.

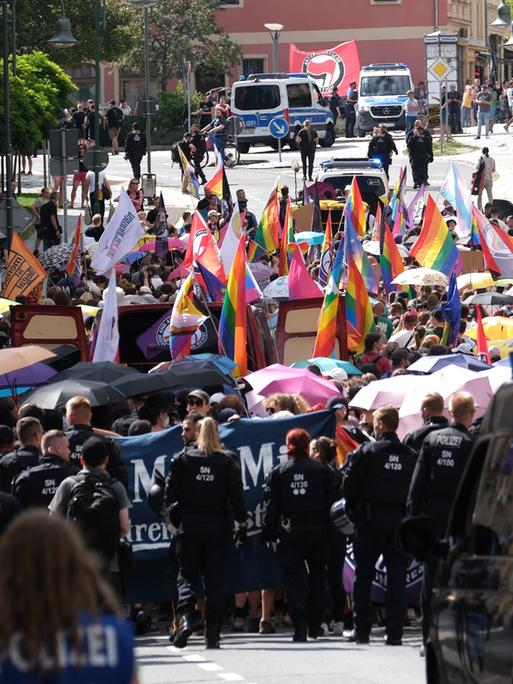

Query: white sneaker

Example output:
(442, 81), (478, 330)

(332, 621), (344, 636)
(320, 623), (329, 636)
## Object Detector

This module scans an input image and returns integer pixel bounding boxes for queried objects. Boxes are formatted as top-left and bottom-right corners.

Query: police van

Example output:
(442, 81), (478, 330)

(356, 63), (413, 136)
(231, 73), (335, 153)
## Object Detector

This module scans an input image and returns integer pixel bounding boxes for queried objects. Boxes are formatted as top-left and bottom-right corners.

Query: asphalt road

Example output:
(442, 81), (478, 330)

(137, 624), (425, 684)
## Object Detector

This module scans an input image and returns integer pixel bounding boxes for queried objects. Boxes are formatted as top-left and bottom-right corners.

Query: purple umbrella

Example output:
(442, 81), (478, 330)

(0, 362), (57, 389)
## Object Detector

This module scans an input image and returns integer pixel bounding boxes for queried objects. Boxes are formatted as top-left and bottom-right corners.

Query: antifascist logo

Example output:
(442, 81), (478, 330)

(302, 50), (345, 92)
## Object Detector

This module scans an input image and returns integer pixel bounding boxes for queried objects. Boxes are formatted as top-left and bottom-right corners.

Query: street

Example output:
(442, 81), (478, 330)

(137, 625), (425, 684)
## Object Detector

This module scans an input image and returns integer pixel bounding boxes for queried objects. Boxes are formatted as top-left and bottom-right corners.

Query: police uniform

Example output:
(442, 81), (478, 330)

(342, 432), (416, 643)
(263, 457), (337, 641)
(0, 445), (40, 493)
(403, 416), (449, 453)
(166, 446), (247, 648)
(66, 425), (127, 486)
(407, 422), (473, 643)
(12, 454), (78, 509)
(406, 128), (433, 187)
(124, 128), (147, 180)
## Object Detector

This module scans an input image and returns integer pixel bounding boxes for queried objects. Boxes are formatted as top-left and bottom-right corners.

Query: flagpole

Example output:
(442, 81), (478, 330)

(192, 269), (250, 417)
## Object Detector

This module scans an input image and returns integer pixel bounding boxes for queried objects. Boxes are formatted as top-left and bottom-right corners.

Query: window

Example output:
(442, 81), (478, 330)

(242, 58), (265, 77)
(360, 75), (411, 96)
(234, 84), (280, 111)
(286, 83), (312, 108)
(221, 0), (240, 3)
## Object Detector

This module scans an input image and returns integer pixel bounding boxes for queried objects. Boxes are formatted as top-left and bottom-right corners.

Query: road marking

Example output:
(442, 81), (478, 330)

(218, 674), (245, 681)
(198, 663), (224, 671)
(181, 653), (206, 662)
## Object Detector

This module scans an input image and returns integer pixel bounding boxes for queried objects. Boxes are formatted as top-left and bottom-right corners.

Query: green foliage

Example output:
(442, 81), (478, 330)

(121, 0), (242, 91)
(0, 52), (76, 153)
(157, 83), (202, 133)
(15, 0), (138, 67)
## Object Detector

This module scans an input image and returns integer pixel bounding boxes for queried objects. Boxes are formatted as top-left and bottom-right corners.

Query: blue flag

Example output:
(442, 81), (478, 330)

(441, 272), (461, 346)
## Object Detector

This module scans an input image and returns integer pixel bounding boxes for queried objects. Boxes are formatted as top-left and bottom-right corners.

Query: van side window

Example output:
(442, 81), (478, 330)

(473, 435), (513, 553)
(234, 85), (280, 111)
(286, 84), (312, 108)
(312, 84), (325, 106)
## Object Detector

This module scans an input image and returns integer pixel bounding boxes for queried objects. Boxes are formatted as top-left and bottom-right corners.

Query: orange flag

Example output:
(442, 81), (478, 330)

(335, 424), (360, 466)
(3, 232), (47, 300)
(475, 306), (490, 364)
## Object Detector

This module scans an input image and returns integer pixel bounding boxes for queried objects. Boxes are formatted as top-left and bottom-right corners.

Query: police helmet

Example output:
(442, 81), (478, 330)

(330, 498), (354, 536)
(147, 468), (166, 517)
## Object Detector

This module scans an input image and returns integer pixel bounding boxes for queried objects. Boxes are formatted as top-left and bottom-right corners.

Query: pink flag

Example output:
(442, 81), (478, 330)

(288, 244), (322, 299)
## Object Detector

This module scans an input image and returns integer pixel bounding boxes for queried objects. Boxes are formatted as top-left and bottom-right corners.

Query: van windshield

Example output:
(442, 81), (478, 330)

(360, 75), (411, 97)
(234, 85), (280, 111)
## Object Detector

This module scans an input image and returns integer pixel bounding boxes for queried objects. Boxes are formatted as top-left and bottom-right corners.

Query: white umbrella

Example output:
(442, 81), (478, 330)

(349, 375), (419, 411)
(362, 240), (409, 258)
(392, 268), (448, 288)
(262, 276), (289, 300)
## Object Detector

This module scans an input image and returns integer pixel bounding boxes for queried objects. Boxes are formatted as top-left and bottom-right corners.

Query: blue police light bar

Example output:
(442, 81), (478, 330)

(369, 157), (384, 168)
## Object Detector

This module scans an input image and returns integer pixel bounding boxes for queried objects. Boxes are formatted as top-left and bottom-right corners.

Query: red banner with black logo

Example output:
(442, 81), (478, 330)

(289, 40), (361, 94)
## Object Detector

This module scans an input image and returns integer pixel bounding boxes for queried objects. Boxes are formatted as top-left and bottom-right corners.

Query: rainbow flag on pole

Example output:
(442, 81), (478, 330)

(66, 216), (82, 285)
(348, 177), (366, 236)
(312, 238), (344, 358)
(410, 194), (458, 273)
(343, 202), (379, 294)
(169, 273), (207, 361)
(218, 234), (248, 376)
(279, 196), (294, 275)
(255, 177), (280, 252)
(379, 221), (405, 294)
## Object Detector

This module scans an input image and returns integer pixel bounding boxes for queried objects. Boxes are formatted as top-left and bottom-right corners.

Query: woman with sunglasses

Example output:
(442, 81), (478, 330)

(127, 179), (144, 212)
(69, 144), (88, 209)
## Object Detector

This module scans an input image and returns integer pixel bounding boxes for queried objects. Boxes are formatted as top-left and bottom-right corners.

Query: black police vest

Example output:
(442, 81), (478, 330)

(66, 425), (94, 466)
(424, 426), (472, 502)
(14, 456), (76, 508)
(360, 437), (416, 505)
(179, 450), (230, 513)
(276, 459), (330, 515)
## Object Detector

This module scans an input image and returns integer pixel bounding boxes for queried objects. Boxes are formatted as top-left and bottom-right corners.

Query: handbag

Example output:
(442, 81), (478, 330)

(471, 158), (485, 196)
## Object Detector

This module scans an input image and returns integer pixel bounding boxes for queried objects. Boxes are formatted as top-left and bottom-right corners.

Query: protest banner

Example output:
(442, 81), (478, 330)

(3, 232), (47, 300)
(289, 40), (361, 94)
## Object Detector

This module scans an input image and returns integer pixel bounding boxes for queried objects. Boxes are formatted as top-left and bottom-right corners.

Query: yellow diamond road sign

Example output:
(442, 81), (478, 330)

(429, 57), (450, 81)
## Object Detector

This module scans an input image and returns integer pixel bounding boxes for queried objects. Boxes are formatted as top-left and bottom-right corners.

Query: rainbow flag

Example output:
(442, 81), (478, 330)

(390, 166), (407, 223)
(410, 194), (458, 274)
(247, 239), (266, 263)
(312, 237), (344, 358)
(255, 177), (280, 252)
(219, 234), (247, 376)
(345, 258), (376, 354)
(66, 215), (82, 285)
(335, 424), (360, 466)
(204, 152), (231, 204)
(348, 177), (366, 236)
(470, 210), (480, 247)
(343, 203), (379, 294)
(318, 209), (333, 287)
(169, 273), (207, 361)
(279, 196), (294, 275)
(379, 221), (404, 294)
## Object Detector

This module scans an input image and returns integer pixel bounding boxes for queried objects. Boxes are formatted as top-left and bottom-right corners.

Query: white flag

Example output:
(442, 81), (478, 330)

(93, 270), (119, 362)
(91, 189), (144, 274)
(219, 204), (242, 272)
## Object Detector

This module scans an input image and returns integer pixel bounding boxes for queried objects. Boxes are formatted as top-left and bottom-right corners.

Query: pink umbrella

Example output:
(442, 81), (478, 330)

(398, 367), (495, 439)
(244, 363), (339, 414)
(140, 238), (186, 252)
(348, 375), (419, 411)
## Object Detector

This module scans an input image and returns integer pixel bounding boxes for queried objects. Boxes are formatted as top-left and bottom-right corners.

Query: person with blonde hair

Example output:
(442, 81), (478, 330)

(166, 416), (247, 649)
(0, 510), (138, 683)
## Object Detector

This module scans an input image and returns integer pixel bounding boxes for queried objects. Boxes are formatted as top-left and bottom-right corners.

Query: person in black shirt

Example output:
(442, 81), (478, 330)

(345, 81), (358, 138)
(178, 132), (193, 193)
(193, 94), (214, 129)
(202, 107), (228, 160)
(190, 124), (207, 184)
(0, 418), (42, 494)
(39, 192), (62, 251)
(296, 120), (319, 182)
(124, 122), (147, 180)
(329, 86), (341, 125)
(104, 100), (124, 155)
(0, 492), (21, 536)
(367, 124), (398, 178)
(71, 102), (87, 142)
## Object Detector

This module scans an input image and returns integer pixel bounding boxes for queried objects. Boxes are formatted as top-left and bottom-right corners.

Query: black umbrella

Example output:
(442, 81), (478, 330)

(155, 359), (235, 389)
(22, 380), (126, 409)
(50, 361), (142, 384)
(465, 292), (513, 306)
(112, 373), (170, 399)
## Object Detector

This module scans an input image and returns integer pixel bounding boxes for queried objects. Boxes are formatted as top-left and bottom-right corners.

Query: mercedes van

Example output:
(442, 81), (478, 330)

(356, 63), (413, 136)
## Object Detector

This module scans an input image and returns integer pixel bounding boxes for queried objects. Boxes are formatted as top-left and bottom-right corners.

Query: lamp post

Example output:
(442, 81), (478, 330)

(129, 0), (156, 176)
(2, 0), (13, 249)
(489, 1), (511, 81)
(264, 22), (284, 72)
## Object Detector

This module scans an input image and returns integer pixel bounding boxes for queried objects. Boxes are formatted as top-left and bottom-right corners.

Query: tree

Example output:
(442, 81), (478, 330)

(0, 52), (76, 153)
(122, 0), (242, 92)
(14, 0), (138, 67)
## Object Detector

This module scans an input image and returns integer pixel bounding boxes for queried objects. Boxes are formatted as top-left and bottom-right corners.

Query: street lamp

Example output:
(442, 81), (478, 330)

(490, 1), (511, 27)
(48, 0), (78, 48)
(264, 22), (284, 72)
(488, 1), (511, 80)
(128, 0), (156, 178)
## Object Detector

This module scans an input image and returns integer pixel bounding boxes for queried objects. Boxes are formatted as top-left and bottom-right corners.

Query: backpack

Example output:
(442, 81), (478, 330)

(112, 107), (124, 127)
(67, 472), (120, 564)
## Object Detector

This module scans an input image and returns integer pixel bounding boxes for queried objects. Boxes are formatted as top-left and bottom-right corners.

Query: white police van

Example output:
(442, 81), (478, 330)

(231, 73), (335, 153)
(356, 63), (413, 136)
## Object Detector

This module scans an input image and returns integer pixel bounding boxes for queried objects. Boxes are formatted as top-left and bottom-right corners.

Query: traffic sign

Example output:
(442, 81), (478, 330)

(227, 115), (244, 136)
(0, 199), (33, 230)
(269, 117), (289, 139)
(83, 149), (110, 172)
(428, 57), (451, 82)
(49, 157), (80, 177)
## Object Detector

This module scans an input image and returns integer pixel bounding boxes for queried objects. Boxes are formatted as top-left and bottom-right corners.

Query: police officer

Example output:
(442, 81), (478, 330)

(407, 391), (475, 644)
(406, 120), (433, 188)
(124, 122), (147, 181)
(12, 430), (77, 508)
(403, 392), (449, 453)
(263, 428), (337, 642)
(345, 81), (358, 138)
(342, 407), (416, 645)
(165, 417), (247, 649)
(0, 418), (42, 493)
(367, 124), (398, 178)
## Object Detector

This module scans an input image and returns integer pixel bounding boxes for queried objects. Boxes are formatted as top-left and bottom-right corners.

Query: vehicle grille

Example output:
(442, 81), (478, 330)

(370, 105), (402, 118)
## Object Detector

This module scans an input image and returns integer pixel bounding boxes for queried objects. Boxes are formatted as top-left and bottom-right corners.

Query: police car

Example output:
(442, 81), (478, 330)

(316, 157), (389, 216)
(230, 73), (335, 153)
(356, 63), (413, 136)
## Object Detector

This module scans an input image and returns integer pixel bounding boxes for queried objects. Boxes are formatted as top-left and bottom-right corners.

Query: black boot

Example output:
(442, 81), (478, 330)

(205, 623), (220, 649)
(293, 620), (307, 642)
(174, 611), (202, 649)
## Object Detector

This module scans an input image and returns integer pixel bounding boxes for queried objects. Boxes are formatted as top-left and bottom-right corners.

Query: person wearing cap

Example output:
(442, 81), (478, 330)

(345, 81), (358, 138)
(207, 209), (221, 240)
(263, 428), (338, 643)
(186, 390), (210, 417)
(403, 392), (448, 453)
(342, 407), (416, 645)
(388, 310), (418, 347)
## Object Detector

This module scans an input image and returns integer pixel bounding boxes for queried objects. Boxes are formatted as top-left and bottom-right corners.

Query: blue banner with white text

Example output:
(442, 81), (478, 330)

(118, 410), (336, 603)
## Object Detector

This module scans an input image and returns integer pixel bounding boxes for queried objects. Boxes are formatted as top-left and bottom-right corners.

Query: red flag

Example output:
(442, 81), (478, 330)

(475, 306), (490, 364)
(288, 244), (322, 299)
(335, 424), (359, 466)
(182, 212), (226, 283)
(288, 41), (361, 94)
